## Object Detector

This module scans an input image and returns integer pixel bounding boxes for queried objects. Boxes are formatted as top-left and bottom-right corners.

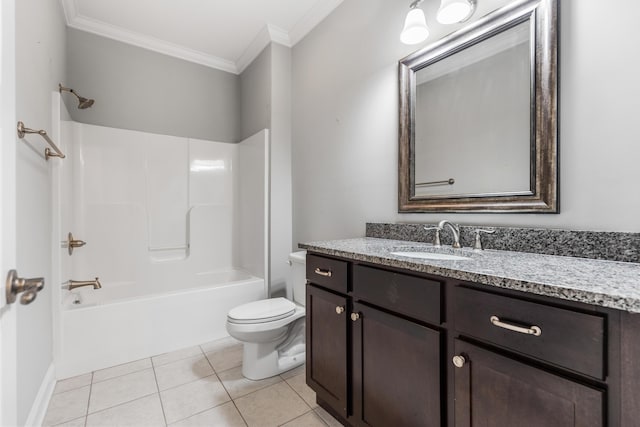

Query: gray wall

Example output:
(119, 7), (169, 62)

(67, 28), (240, 142)
(269, 44), (293, 295)
(15, 0), (67, 423)
(239, 44), (293, 295)
(292, 0), (640, 249)
(240, 46), (271, 140)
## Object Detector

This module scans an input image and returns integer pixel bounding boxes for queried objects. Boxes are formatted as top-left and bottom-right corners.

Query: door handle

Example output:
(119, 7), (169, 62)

(5, 269), (45, 305)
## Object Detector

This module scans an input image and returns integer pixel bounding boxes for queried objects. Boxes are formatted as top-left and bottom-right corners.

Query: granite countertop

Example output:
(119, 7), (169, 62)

(299, 237), (640, 314)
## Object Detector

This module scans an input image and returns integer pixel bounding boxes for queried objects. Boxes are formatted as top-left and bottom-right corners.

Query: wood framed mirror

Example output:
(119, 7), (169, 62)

(398, 0), (558, 212)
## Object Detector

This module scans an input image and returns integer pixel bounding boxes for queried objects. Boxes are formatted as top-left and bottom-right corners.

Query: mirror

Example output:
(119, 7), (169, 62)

(399, 0), (558, 212)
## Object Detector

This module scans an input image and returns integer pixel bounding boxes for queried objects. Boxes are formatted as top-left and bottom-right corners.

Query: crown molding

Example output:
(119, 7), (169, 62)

(60, 0), (343, 75)
(61, 0), (238, 73)
(60, 0), (77, 25)
(235, 24), (293, 74)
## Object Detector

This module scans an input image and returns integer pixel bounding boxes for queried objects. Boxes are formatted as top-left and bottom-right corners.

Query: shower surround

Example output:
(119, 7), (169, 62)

(54, 120), (269, 378)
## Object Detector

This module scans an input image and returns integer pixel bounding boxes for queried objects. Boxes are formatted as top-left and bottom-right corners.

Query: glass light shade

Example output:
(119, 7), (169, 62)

(437, 0), (473, 24)
(400, 8), (429, 45)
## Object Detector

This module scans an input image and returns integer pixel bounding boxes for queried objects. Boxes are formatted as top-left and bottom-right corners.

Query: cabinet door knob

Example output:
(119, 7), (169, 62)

(350, 312), (361, 322)
(335, 306), (345, 314)
(452, 355), (466, 368)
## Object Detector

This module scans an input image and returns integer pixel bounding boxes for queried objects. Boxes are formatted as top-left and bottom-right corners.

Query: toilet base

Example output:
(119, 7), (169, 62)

(241, 318), (306, 380)
(241, 342), (305, 380)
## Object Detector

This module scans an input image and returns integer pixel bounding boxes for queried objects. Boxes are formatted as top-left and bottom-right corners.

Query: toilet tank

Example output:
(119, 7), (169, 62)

(288, 251), (307, 306)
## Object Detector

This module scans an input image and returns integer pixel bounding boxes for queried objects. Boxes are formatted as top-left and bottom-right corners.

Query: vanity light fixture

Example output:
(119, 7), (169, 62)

(401, 0), (477, 45)
(436, 0), (476, 24)
(400, 0), (430, 45)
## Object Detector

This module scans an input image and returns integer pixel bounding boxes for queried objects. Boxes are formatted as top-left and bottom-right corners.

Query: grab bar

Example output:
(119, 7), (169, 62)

(17, 121), (66, 160)
(415, 178), (455, 187)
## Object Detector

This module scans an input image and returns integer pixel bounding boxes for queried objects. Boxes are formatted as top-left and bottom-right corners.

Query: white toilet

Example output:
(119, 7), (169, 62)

(226, 251), (307, 380)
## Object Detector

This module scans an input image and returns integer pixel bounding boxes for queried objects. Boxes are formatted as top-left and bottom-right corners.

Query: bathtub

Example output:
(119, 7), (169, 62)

(57, 269), (264, 378)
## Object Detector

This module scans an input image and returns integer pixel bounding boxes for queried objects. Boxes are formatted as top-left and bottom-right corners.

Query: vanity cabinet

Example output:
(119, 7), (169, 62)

(304, 245), (640, 427)
(351, 302), (441, 426)
(452, 338), (604, 427)
(451, 285), (606, 426)
(306, 283), (349, 417)
(306, 255), (444, 426)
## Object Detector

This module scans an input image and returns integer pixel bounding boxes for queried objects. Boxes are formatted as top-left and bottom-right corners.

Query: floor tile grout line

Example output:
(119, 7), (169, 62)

(230, 399), (250, 427)
(218, 371), (285, 400)
(212, 370), (249, 427)
(91, 357), (151, 379)
(152, 352), (208, 369)
(312, 408), (332, 427)
(151, 361), (169, 426)
(282, 375), (316, 411)
(152, 348), (206, 369)
(85, 391), (158, 418)
(160, 371), (234, 426)
(168, 399), (236, 426)
(278, 409), (329, 427)
(83, 372), (93, 426)
(91, 361), (152, 385)
(158, 372), (219, 394)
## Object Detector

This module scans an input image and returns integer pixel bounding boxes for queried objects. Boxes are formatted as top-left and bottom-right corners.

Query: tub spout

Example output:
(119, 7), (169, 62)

(64, 277), (101, 290)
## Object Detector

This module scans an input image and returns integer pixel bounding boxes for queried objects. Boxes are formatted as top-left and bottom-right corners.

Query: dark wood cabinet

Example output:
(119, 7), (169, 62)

(452, 339), (604, 427)
(305, 252), (635, 427)
(352, 302), (441, 427)
(306, 284), (349, 417)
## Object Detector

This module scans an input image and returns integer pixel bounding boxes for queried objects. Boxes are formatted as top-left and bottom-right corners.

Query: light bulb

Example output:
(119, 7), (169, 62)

(437, 0), (474, 25)
(401, 8), (429, 45)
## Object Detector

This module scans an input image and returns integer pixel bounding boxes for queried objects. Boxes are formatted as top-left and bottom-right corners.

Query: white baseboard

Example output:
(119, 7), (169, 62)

(25, 363), (56, 427)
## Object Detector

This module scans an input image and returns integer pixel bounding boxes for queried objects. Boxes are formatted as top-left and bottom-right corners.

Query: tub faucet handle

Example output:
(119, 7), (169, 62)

(62, 232), (87, 255)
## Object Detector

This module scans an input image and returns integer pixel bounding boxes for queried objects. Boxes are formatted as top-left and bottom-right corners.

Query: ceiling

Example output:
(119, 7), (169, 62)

(61, 0), (344, 75)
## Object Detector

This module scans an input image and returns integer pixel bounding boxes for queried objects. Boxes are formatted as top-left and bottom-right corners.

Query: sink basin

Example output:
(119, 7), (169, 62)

(390, 251), (471, 261)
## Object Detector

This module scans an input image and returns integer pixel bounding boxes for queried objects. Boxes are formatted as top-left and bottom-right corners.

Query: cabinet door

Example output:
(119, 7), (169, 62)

(453, 339), (604, 427)
(352, 302), (441, 427)
(306, 284), (349, 417)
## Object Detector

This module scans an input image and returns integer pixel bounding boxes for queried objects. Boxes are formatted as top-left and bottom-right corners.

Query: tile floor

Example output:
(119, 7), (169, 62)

(43, 337), (342, 427)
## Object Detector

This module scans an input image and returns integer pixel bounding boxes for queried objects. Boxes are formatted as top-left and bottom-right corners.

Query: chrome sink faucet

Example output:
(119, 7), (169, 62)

(438, 219), (461, 249)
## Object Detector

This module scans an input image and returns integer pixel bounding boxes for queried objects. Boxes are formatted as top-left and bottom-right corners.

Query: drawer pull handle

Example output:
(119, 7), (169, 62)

(335, 306), (345, 314)
(314, 268), (332, 277)
(351, 312), (361, 322)
(490, 315), (541, 336)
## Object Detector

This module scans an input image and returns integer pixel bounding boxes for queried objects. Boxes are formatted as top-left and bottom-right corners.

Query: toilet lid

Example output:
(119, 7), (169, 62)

(228, 297), (296, 324)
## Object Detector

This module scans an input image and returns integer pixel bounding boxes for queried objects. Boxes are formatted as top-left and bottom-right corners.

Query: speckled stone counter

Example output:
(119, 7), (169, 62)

(299, 237), (640, 313)
(366, 223), (640, 263)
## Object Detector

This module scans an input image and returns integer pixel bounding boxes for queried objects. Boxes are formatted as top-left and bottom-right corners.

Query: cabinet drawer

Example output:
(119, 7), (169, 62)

(353, 265), (441, 325)
(454, 286), (605, 379)
(306, 254), (348, 293)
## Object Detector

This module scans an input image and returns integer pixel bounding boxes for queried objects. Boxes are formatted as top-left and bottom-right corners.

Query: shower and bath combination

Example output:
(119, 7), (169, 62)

(59, 83), (95, 109)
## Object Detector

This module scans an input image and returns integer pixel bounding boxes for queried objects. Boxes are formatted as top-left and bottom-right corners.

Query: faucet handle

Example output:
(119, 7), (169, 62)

(473, 228), (495, 250)
(423, 226), (442, 247)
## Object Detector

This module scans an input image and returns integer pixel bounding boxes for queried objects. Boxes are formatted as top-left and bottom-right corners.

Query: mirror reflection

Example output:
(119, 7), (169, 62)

(414, 21), (531, 198)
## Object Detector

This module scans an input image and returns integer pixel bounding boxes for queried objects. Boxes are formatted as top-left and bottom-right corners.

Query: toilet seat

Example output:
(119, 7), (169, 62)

(227, 297), (296, 324)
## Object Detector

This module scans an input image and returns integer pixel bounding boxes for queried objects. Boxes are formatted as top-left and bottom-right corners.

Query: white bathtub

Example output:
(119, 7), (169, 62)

(57, 269), (264, 378)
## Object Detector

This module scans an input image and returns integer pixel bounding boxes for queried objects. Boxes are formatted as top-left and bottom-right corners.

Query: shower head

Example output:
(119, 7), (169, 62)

(59, 83), (95, 109)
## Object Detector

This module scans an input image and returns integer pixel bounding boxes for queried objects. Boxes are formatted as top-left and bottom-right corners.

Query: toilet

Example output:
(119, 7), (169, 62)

(226, 251), (307, 380)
